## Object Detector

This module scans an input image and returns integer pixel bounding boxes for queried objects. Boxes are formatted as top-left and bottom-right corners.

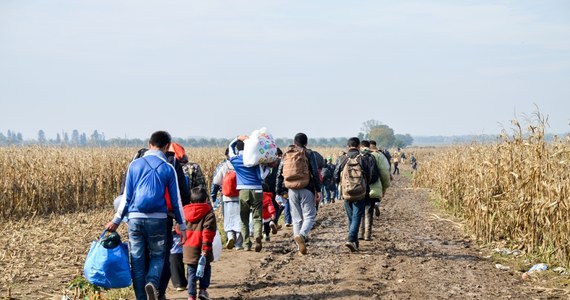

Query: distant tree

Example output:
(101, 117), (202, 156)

(16, 132), (23, 144)
(63, 132), (69, 144)
(394, 134), (414, 148)
(368, 124), (395, 148)
(80, 133), (87, 146)
(0, 132), (6, 145)
(361, 119), (382, 139)
(90, 130), (102, 146)
(38, 130), (47, 144)
(55, 133), (62, 145)
(71, 130), (80, 145)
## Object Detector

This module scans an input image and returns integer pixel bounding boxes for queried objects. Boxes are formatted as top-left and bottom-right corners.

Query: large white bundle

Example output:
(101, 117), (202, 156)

(243, 127), (278, 167)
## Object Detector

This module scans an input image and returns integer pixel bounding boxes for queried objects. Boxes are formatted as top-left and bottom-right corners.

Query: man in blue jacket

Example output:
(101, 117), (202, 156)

(106, 131), (187, 300)
(228, 136), (269, 252)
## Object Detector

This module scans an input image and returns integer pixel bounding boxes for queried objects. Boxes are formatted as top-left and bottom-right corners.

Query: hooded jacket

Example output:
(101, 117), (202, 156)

(113, 150), (186, 230)
(183, 203), (217, 265)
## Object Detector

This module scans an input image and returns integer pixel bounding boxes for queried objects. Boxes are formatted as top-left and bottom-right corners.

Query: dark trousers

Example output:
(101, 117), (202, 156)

(170, 253), (187, 288)
(187, 263), (211, 297)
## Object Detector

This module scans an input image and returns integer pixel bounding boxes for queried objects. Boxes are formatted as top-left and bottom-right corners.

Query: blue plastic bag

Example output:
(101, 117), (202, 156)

(83, 230), (132, 288)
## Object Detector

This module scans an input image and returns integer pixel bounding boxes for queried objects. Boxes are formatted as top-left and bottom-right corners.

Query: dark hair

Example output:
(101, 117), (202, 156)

(236, 140), (245, 151)
(224, 148), (229, 156)
(190, 187), (208, 203)
(369, 140), (377, 146)
(294, 133), (308, 147)
(149, 131), (171, 148)
(276, 147), (283, 156)
(361, 140), (370, 147)
(347, 137), (360, 148)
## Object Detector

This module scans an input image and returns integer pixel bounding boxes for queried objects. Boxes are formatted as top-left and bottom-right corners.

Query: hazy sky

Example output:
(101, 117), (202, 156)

(1, 0), (569, 140)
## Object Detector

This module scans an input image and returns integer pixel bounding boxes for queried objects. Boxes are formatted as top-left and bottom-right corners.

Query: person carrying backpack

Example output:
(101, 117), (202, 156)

(334, 137), (371, 252)
(106, 131), (187, 300)
(276, 133), (322, 256)
(212, 148), (244, 250)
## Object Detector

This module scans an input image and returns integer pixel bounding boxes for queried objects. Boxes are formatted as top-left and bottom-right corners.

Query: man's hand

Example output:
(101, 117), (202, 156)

(105, 221), (119, 232)
(178, 230), (187, 246)
(201, 250), (207, 256)
(315, 192), (322, 203)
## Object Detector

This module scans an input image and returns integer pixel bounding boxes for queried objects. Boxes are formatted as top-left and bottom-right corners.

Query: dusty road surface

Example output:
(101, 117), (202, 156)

(166, 174), (567, 300)
(2, 172), (568, 299)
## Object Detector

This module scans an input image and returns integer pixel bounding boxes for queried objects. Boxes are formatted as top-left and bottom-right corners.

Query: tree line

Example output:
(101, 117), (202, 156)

(0, 121), (415, 148)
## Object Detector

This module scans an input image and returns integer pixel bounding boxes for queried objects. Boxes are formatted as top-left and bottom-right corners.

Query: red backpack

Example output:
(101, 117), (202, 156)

(222, 162), (239, 197)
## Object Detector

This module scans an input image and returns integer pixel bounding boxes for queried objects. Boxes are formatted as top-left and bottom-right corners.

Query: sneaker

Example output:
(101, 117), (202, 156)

(345, 242), (358, 252)
(255, 237), (263, 252)
(235, 246), (244, 251)
(245, 244), (252, 251)
(198, 289), (210, 300)
(276, 224), (283, 230)
(265, 234), (270, 242)
(176, 287), (186, 291)
(225, 238), (235, 250)
(374, 205), (380, 217)
(270, 221), (278, 234)
(285, 223), (292, 227)
(364, 237), (372, 241)
(294, 235), (307, 255)
(145, 282), (158, 300)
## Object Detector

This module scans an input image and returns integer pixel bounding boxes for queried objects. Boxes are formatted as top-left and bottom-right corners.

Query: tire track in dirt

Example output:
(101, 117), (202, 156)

(200, 175), (562, 300)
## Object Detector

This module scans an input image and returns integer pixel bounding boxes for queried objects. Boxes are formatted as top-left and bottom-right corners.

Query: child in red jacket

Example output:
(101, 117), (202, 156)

(183, 187), (217, 300)
(262, 184), (277, 241)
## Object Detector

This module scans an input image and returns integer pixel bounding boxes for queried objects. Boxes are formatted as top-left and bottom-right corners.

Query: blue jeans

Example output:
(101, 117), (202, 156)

(187, 263), (211, 297)
(127, 218), (168, 300)
(158, 217), (173, 296)
(344, 200), (365, 243)
(283, 198), (292, 224)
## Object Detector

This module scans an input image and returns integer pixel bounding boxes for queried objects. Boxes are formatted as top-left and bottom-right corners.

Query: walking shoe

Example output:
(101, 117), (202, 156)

(270, 221), (278, 234)
(285, 223), (292, 227)
(176, 287), (187, 291)
(364, 237), (372, 241)
(225, 238), (235, 250)
(276, 224), (283, 230)
(245, 243), (252, 251)
(294, 235), (307, 255)
(145, 282), (158, 300)
(255, 237), (263, 252)
(235, 246), (244, 251)
(374, 205), (380, 217)
(265, 234), (270, 242)
(198, 289), (210, 300)
(345, 242), (358, 252)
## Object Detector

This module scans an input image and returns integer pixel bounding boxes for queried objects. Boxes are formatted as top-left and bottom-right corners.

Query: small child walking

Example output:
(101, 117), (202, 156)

(262, 184), (278, 241)
(183, 187), (217, 300)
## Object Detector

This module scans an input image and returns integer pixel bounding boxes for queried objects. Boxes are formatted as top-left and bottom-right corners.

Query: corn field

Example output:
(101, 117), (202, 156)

(413, 116), (570, 266)
(0, 146), (339, 220)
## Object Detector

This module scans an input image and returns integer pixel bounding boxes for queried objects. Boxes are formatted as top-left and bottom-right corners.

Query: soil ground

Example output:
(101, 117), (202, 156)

(2, 168), (569, 299)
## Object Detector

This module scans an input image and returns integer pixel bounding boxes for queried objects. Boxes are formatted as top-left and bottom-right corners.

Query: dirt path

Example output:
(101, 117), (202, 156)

(2, 172), (566, 299)
(167, 174), (562, 300)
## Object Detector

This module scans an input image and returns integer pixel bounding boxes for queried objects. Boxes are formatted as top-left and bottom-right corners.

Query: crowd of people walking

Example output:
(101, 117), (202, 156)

(104, 130), (415, 300)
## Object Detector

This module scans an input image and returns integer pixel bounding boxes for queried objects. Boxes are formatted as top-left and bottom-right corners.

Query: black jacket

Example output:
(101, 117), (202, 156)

(276, 148), (322, 195)
(334, 148), (372, 194)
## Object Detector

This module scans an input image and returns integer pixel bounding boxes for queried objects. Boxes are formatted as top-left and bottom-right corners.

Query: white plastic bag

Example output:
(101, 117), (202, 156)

(243, 127), (278, 167)
(212, 230), (222, 262)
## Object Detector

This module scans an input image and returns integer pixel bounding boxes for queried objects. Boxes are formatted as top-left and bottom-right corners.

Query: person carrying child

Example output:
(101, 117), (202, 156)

(183, 187), (217, 300)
